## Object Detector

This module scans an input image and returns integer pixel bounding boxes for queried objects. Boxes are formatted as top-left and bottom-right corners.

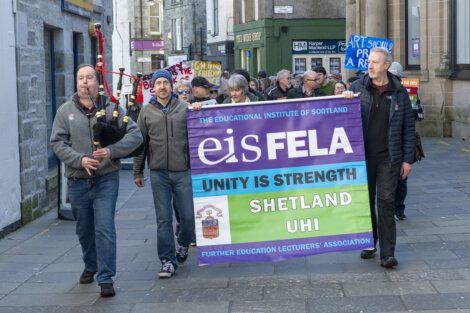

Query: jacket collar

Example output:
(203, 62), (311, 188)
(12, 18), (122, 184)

(361, 72), (402, 91)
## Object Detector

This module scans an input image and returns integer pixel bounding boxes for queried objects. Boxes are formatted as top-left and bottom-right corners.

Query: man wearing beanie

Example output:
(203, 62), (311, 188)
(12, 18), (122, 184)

(133, 69), (195, 278)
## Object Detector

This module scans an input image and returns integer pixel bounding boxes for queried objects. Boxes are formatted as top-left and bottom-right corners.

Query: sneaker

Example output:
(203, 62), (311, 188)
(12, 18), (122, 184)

(380, 256), (398, 268)
(79, 270), (96, 284)
(158, 260), (175, 278)
(176, 245), (189, 264)
(99, 283), (115, 297)
(360, 248), (377, 259)
(394, 213), (407, 221)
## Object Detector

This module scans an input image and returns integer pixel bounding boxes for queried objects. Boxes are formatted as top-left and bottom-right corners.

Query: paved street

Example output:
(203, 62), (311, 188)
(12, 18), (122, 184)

(0, 137), (469, 313)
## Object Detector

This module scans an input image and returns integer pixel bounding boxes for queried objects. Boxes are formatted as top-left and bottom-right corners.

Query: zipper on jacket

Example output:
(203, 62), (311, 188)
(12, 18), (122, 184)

(165, 113), (169, 169)
(88, 119), (94, 154)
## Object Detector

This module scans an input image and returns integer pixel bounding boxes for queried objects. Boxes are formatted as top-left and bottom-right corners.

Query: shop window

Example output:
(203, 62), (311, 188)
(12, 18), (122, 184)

(151, 54), (164, 70)
(294, 58), (306, 74)
(406, 0), (421, 69)
(241, 49), (250, 70)
(450, 0), (470, 79)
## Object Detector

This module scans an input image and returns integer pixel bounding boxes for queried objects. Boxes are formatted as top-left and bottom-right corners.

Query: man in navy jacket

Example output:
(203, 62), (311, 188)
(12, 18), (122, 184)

(348, 47), (415, 268)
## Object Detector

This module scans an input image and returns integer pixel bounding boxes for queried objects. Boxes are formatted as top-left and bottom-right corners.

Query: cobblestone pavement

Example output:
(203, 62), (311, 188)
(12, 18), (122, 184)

(0, 137), (469, 313)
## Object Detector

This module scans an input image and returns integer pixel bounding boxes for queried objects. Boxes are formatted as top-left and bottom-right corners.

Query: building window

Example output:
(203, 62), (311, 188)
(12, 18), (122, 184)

(311, 58), (322, 70)
(172, 18), (183, 51)
(253, 0), (259, 21)
(456, 0), (470, 65)
(241, 0), (245, 23)
(294, 58), (306, 74)
(213, 0), (219, 36)
(451, 0), (470, 79)
(330, 57), (341, 74)
(149, 1), (162, 34)
(406, 0), (420, 68)
(171, 0), (181, 4)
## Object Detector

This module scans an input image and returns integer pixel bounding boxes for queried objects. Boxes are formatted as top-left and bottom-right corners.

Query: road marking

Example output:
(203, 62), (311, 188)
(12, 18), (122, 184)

(438, 140), (450, 145)
(462, 149), (470, 153)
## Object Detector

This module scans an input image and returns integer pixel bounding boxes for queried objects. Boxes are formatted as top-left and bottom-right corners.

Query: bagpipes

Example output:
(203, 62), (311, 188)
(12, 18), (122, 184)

(91, 23), (144, 157)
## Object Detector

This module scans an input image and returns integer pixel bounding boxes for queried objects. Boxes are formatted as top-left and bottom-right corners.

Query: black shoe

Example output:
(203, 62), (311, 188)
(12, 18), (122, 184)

(360, 248), (377, 259)
(79, 270), (96, 284)
(394, 213), (407, 221)
(380, 256), (398, 268)
(99, 283), (115, 297)
(158, 260), (176, 278)
(176, 245), (189, 265)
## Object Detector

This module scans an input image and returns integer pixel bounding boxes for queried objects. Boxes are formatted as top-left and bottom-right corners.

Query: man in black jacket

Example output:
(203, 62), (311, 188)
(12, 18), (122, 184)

(348, 47), (415, 268)
(265, 69), (292, 100)
(287, 70), (325, 99)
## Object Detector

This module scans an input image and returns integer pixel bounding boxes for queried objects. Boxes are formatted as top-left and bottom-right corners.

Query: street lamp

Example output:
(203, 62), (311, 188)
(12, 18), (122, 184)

(148, 0), (155, 5)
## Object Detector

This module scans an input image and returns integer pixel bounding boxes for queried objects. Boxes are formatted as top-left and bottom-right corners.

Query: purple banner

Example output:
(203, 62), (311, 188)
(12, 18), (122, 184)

(198, 232), (374, 265)
(131, 39), (164, 50)
(187, 98), (365, 175)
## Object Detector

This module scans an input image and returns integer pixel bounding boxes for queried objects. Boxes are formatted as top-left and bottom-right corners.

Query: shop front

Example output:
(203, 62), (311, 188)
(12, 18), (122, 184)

(234, 19), (345, 77)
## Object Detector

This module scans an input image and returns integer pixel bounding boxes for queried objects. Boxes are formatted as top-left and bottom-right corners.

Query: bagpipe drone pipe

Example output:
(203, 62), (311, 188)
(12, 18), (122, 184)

(91, 23), (144, 158)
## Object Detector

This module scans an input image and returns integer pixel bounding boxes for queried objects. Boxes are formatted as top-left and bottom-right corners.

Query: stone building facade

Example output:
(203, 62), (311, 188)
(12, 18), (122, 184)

(205, 0), (235, 71)
(112, 0), (165, 87)
(346, 0), (470, 140)
(163, 0), (208, 65)
(10, 0), (113, 232)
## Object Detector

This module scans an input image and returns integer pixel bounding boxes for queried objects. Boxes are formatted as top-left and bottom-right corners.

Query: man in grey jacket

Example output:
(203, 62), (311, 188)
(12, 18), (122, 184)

(133, 69), (196, 278)
(50, 64), (143, 297)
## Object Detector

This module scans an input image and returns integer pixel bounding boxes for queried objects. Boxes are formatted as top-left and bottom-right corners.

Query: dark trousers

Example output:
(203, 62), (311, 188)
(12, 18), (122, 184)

(366, 157), (401, 259)
(395, 177), (407, 215)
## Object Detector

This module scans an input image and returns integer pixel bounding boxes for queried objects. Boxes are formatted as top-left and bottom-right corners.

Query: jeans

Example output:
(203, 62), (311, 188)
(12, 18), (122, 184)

(150, 170), (195, 265)
(366, 157), (401, 260)
(395, 177), (408, 215)
(67, 171), (119, 284)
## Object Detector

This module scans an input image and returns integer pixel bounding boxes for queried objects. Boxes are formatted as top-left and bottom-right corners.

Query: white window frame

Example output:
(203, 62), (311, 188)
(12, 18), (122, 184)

(241, 0), (246, 23)
(149, 1), (163, 35)
(253, 0), (259, 21)
(213, 0), (219, 36)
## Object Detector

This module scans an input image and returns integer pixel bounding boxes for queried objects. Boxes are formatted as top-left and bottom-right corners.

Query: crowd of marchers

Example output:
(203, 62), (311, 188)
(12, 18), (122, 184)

(50, 46), (423, 298)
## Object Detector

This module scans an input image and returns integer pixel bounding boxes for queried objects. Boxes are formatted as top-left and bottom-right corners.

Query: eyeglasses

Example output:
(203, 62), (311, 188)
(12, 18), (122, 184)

(177, 89), (191, 95)
(305, 78), (321, 82)
(209, 90), (218, 94)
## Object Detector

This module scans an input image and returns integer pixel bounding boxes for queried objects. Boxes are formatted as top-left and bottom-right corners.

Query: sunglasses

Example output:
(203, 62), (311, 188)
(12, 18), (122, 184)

(177, 89), (191, 95)
(209, 90), (218, 94)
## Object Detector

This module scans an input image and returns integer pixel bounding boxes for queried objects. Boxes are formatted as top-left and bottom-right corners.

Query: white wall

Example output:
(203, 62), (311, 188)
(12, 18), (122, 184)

(206, 0), (234, 44)
(0, 0), (22, 230)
